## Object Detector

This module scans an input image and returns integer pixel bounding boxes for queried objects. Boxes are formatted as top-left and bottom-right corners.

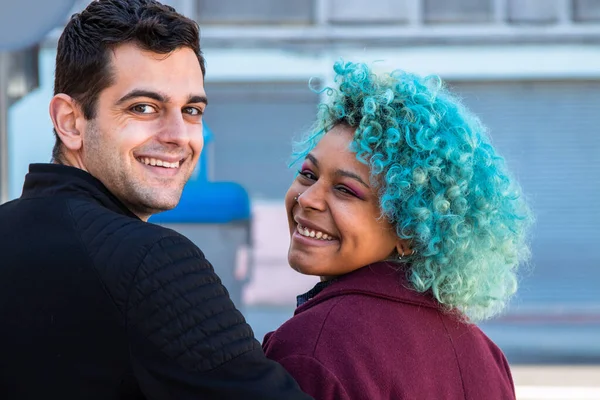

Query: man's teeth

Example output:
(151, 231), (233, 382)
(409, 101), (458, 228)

(139, 157), (180, 168)
(297, 224), (334, 240)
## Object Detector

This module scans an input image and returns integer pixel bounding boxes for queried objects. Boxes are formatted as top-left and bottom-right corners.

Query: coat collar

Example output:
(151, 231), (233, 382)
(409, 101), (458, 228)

(21, 163), (140, 220)
(294, 262), (439, 316)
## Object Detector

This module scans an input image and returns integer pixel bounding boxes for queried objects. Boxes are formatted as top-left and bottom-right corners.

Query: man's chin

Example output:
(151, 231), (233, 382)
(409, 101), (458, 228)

(131, 194), (184, 220)
(146, 199), (180, 214)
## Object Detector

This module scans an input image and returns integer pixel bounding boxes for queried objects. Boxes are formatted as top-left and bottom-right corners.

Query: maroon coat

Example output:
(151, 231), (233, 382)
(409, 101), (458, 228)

(263, 262), (515, 400)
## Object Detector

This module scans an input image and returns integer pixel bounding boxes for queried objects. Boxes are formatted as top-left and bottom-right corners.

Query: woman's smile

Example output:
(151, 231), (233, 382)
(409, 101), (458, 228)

(292, 223), (340, 247)
(295, 223), (335, 241)
(285, 125), (401, 279)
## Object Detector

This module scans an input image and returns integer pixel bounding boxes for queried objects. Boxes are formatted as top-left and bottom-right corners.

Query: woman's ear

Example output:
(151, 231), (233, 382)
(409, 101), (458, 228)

(395, 240), (414, 258)
(49, 94), (84, 152)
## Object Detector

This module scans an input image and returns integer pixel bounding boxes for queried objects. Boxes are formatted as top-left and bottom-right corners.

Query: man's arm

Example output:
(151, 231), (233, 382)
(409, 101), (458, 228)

(125, 234), (312, 399)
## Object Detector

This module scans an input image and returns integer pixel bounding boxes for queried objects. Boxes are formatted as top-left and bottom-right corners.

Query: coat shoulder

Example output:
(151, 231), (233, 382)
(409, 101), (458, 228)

(67, 198), (210, 283)
(264, 295), (350, 359)
(67, 197), (198, 261)
(67, 198), (259, 373)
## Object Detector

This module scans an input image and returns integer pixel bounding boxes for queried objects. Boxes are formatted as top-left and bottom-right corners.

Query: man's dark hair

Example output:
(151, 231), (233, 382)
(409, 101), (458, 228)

(52, 0), (205, 162)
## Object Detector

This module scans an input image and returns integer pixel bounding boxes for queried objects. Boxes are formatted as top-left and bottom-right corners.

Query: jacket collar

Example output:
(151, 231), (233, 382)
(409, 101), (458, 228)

(21, 163), (140, 220)
(294, 262), (439, 315)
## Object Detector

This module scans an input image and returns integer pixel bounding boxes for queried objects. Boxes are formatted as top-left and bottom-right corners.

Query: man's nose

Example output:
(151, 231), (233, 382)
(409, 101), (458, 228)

(157, 109), (190, 147)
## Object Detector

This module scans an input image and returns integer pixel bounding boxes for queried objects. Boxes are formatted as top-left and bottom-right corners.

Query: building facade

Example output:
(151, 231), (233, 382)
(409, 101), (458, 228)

(8, 1), (600, 358)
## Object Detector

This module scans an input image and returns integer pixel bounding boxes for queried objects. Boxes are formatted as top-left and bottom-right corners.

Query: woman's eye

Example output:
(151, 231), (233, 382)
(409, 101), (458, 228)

(298, 170), (316, 180)
(131, 104), (157, 114)
(183, 106), (203, 116)
(336, 186), (356, 196)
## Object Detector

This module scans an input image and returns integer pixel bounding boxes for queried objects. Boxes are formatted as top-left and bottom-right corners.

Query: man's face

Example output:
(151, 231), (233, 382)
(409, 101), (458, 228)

(80, 43), (206, 220)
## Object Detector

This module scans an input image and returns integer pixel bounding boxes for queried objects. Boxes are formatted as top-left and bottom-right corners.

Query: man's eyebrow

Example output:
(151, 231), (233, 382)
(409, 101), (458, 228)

(306, 153), (370, 189)
(116, 90), (208, 106)
(116, 89), (169, 105)
(187, 95), (208, 105)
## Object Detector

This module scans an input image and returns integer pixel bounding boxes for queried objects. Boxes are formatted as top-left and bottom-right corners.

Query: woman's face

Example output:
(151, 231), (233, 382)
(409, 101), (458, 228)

(285, 124), (401, 279)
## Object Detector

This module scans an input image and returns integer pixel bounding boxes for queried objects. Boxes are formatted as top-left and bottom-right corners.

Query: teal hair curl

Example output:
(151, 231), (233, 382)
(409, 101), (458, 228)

(292, 61), (533, 322)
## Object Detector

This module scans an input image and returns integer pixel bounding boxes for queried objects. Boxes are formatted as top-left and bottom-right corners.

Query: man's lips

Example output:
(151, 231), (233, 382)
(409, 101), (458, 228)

(136, 155), (185, 169)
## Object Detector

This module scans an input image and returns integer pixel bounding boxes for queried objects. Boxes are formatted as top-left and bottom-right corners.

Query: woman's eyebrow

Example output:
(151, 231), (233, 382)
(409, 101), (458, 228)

(306, 153), (370, 188)
(306, 153), (318, 167)
(335, 169), (370, 188)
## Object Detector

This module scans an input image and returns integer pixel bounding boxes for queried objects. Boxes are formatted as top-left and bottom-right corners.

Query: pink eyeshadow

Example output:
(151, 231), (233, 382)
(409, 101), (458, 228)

(344, 182), (366, 199)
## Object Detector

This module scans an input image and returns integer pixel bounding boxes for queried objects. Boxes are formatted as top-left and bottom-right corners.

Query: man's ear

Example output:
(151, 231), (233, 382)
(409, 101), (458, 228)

(49, 94), (85, 152)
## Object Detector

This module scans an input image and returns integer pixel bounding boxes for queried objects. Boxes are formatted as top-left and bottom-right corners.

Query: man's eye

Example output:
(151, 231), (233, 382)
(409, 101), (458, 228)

(131, 104), (156, 114)
(183, 107), (203, 116)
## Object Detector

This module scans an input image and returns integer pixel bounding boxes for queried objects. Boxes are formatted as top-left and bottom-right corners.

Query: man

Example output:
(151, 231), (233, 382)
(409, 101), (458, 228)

(0, 1), (312, 399)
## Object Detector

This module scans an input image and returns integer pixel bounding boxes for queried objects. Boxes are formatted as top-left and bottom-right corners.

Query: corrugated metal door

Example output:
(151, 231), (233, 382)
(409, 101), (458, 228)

(203, 81), (319, 199)
(449, 80), (600, 310)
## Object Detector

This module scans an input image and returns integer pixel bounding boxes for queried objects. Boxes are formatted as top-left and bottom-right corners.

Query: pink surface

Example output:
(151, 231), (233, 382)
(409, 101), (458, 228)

(243, 202), (318, 306)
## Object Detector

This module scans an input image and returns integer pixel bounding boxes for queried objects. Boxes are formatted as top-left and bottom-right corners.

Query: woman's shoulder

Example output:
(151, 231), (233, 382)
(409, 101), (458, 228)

(263, 294), (350, 354)
(263, 290), (401, 364)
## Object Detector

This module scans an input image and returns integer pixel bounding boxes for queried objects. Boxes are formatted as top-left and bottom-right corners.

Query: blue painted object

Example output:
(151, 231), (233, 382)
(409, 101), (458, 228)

(150, 180), (250, 224)
(196, 125), (214, 182)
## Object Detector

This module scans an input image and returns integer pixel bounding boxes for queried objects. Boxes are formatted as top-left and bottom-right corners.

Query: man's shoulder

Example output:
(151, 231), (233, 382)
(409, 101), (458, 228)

(66, 198), (204, 292)
(67, 198), (210, 313)
(67, 197), (195, 256)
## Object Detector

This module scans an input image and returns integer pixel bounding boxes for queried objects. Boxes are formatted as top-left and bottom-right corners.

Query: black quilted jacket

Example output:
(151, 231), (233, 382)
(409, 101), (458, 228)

(0, 164), (312, 400)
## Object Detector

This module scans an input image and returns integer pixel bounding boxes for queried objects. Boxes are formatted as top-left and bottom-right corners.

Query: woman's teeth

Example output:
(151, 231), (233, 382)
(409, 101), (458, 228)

(297, 224), (334, 240)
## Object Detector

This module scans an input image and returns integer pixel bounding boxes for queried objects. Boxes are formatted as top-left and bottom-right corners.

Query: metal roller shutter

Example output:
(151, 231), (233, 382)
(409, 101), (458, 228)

(448, 80), (600, 310)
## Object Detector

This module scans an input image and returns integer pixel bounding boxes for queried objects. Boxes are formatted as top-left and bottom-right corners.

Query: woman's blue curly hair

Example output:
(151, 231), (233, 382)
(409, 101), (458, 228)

(292, 61), (533, 322)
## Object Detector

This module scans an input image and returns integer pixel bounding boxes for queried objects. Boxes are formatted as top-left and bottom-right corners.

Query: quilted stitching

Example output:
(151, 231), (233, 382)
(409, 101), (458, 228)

(127, 236), (257, 372)
(70, 200), (257, 373)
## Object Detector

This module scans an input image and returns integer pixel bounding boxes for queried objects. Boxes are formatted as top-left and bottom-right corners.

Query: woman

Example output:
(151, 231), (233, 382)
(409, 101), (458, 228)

(263, 61), (533, 399)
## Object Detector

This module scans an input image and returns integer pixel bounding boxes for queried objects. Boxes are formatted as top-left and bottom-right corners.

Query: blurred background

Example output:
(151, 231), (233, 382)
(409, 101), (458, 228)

(1, 0), (599, 398)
